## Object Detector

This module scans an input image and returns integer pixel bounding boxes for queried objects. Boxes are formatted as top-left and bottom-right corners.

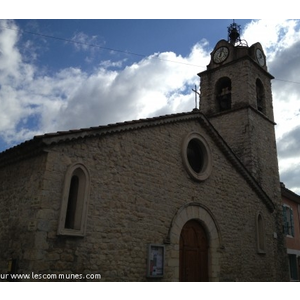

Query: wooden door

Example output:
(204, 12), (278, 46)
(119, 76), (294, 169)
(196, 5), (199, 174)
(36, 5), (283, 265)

(180, 219), (208, 282)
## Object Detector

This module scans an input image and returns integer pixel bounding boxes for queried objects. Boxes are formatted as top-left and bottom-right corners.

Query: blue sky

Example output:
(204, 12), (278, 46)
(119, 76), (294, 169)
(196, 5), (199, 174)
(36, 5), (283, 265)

(13, 19), (252, 73)
(0, 17), (300, 194)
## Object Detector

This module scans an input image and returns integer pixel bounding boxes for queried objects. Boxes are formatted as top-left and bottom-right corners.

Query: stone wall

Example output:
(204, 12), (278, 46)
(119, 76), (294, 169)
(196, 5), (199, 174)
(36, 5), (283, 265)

(0, 118), (289, 281)
(0, 153), (48, 274)
(209, 107), (281, 201)
(200, 52), (274, 122)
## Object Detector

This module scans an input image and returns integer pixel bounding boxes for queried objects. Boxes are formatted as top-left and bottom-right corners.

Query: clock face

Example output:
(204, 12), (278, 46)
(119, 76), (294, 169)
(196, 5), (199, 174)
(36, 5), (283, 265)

(213, 47), (229, 63)
(256, 49), (265, 66)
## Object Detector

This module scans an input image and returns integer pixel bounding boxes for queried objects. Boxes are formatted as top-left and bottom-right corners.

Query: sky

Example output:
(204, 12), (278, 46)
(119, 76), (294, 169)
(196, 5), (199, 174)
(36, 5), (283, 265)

(0, 17), (300, 194)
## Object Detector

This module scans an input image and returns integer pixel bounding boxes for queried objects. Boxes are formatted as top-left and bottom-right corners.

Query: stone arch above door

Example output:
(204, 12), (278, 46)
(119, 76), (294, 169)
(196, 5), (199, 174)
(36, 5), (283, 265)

(166, 203), (222, 281)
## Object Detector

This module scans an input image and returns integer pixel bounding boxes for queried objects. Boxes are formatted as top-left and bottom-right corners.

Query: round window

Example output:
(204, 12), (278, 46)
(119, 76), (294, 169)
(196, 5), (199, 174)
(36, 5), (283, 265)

(182, 132), (212, 181)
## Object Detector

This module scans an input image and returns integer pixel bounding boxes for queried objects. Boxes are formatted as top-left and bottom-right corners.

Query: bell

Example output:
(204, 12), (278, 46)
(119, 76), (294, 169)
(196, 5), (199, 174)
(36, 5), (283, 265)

(229, 28), (240, 45)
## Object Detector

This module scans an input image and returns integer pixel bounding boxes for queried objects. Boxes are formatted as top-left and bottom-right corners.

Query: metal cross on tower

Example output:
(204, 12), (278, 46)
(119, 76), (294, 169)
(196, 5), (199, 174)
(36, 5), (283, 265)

(192, 85), (200, 110)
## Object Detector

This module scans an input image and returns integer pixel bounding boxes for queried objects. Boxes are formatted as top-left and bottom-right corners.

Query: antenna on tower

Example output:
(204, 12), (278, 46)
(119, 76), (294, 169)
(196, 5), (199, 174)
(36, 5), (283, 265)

(227, 20), (248, 47)
(228, 20), (241, 45)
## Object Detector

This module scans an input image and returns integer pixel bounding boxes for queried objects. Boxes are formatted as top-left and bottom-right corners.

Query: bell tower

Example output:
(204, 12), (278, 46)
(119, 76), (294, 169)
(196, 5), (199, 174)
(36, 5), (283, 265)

(198, 21), (280, 201)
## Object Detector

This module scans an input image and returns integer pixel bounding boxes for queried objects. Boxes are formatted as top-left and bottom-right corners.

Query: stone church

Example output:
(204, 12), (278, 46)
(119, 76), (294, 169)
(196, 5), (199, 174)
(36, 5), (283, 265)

(0, 23), (290, 281)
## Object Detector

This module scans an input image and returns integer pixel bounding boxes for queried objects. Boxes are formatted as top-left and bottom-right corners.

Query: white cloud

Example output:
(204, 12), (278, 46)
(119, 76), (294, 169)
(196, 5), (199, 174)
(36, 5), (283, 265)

(71, 32), (97, 51)
(99, 59), (125, 69)
(52, 40), (210, 131)
(0, 19), (300, 193)
(243, 19), (300, 59)
(1, 21), (209, 144)
(241, 19), (300, 193)
(0, 21), (22, 80)
(69, 31), (105, 63)
(0, 20), (37, 142)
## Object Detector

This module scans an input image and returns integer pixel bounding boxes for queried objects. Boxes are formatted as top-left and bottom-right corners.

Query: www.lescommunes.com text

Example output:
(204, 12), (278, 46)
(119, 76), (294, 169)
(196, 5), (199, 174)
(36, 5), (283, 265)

(1, 272), (101, 280)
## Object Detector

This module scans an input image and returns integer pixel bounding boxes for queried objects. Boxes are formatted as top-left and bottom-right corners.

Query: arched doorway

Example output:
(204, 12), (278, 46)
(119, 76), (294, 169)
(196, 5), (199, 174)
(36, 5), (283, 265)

(179, 219), (208, 282)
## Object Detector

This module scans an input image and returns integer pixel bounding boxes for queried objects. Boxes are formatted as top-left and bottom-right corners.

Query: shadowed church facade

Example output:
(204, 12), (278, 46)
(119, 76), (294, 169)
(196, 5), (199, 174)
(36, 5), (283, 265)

(0, 23), (289, 281)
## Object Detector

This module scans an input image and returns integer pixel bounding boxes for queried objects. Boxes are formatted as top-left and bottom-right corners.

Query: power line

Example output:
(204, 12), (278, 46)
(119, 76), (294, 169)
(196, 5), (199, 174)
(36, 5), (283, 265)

(0, 25), (205, 69)
(274, 78), (300, 85)
(1, 24), (300, 85)
(5, 25), (147, 57)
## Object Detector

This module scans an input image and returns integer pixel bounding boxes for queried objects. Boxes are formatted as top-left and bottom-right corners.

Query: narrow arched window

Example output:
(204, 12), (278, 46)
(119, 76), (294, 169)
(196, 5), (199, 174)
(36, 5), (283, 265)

(65, 175), (80, 229)
(256, 212), (266, 254)
(256, 79), (265, 113)
(58, 163), (90, 236)
(216, 77), (232, 112)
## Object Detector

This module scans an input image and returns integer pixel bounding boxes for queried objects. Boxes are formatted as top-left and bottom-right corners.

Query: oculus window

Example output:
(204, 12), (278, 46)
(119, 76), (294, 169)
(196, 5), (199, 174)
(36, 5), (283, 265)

(182, 132), (212, 181)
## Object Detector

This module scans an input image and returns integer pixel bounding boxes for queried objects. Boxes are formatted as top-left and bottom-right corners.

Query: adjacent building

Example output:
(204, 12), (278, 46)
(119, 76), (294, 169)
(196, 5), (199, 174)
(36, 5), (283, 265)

(281, 182), (300, 281)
